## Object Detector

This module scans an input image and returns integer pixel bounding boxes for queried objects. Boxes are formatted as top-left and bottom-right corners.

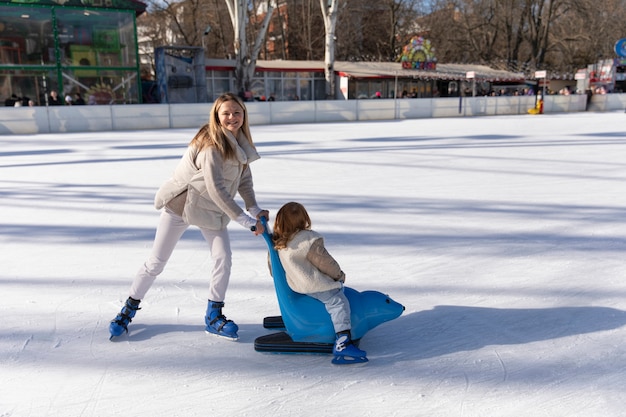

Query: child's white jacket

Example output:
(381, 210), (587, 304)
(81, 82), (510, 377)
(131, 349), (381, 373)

(278, 229), (344, 294)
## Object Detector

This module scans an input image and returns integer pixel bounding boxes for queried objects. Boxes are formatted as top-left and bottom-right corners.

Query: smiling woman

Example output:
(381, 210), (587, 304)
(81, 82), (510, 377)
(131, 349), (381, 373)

(110, 92), (270, 342)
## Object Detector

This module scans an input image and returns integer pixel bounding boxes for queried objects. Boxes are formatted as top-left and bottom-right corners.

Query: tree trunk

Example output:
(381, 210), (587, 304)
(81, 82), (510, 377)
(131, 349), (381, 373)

(320, 0), (339, 99)
(225, 0), (274, 92)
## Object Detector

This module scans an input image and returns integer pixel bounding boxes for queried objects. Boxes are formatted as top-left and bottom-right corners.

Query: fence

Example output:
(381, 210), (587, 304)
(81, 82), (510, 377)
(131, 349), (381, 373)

(0, 93), (623, 135)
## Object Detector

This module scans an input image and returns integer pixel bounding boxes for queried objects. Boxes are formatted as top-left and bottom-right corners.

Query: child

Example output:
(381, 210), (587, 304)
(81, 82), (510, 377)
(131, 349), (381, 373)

(271, 202), (367, 364)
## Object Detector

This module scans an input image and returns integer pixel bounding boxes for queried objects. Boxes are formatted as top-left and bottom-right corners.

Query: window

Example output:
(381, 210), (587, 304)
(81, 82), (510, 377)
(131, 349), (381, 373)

(207, 70), (233, 101)
(266, 78), (281, 101)
(299, 79), (311, 100)
(0, 6), (54, 66)
(0, 4), (141, 104)
(55, 9), (137, 69)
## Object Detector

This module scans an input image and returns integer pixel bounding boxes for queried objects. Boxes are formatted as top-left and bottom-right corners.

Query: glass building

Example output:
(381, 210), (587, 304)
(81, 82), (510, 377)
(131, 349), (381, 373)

(0, 0), (145, 107)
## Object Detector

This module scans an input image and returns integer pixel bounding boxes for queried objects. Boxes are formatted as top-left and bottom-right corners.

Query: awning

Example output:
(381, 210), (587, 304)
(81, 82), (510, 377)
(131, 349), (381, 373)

(204, 59), (526, 83)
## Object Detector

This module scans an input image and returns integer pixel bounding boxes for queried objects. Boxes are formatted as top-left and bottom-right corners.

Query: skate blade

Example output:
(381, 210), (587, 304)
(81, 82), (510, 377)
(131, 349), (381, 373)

(109, 329), (129, 341)
(109, 333), (127, 342)
(205, 329), (238, 341)
(109, 328), (128, 341)
(332, 355), (369, 365)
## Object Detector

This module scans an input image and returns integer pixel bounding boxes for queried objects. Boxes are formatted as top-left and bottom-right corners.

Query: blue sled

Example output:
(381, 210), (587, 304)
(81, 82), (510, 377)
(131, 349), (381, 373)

(255, 218), (404, 353)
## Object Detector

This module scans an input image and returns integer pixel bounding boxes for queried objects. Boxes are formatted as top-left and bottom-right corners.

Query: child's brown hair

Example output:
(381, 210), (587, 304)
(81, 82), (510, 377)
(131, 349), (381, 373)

(272, 202), (312, 250)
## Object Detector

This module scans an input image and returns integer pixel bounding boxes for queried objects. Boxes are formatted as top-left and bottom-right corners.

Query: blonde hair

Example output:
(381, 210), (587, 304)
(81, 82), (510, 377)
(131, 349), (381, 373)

(189, 92), (254, 159)
(272, 202), (312, 250)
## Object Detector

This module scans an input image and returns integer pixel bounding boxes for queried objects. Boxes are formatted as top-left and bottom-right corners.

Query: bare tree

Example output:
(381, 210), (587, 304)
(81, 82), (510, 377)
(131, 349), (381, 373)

(320, 0), (339, 98)
(138, 0), (233, 57)
(225, 0), (275, 92)
(419, 2), (469, 62)
(525, 0), (570, 71)
(280, 0), (325, 60)
(548, 0), (626, 71)
(387, 0), (425, 61)
(136, 0), (626, 87)
(424, 0), (626, 75)
(142, 0), (210, 46)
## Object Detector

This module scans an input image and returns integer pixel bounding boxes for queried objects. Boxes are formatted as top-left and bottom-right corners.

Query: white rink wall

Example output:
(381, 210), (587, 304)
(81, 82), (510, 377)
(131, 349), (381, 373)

(0, 93), (623, 135)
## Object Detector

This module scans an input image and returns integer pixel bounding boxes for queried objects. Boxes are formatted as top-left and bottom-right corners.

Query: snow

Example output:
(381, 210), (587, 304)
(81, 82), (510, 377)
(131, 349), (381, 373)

(2, 111), (626, 417)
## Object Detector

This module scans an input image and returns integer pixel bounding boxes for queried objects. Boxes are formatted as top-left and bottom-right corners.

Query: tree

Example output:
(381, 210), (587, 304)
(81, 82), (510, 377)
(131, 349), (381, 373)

(423, 0), (626, 75)
(525, 0), (569, 71)
(320, 0), (339, 99)
(387, 0), (425, 61)
(141, 0), (214, 47)
(279, 0), (325, 60)
(138, 0), (275, 92)
(225, 0), (275, 92)
(547, 0), (626, 71)
(136, 0), (626, 88)
(328, 1), (423, 62)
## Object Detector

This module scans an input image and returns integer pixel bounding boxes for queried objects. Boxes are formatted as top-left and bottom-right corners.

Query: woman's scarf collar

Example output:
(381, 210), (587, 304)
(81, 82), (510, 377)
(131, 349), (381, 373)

(224, 129), (260, 164)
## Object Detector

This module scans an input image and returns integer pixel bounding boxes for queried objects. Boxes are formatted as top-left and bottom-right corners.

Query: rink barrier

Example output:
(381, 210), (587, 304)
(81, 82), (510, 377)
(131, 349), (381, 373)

(0, 93), (622, 135)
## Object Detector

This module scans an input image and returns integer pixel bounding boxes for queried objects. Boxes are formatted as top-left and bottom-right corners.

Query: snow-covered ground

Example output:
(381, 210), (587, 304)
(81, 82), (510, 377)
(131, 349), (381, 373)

(2, 111), (626, 417)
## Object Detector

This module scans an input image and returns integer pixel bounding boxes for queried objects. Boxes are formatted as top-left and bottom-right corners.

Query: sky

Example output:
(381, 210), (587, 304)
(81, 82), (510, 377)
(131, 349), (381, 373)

(2, 111), (626, 417)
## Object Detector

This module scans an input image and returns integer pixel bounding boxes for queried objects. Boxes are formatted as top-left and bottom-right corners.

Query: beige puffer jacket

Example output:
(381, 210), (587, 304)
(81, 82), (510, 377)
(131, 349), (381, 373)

(154, 130), (260, 230)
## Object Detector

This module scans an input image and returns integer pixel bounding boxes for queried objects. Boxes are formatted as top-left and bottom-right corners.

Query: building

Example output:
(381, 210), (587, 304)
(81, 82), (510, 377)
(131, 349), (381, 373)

(201, 58), (527, 103)
(0, 1), (525, 106)
(200, 36), (526, 103)
(0, 0), (146, 107)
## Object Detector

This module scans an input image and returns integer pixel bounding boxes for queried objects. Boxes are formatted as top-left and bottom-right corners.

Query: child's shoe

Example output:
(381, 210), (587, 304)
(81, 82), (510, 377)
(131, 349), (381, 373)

(332, 331), (368, 365)
(205, 300), (239, 340)
(109, 297), (141, 340)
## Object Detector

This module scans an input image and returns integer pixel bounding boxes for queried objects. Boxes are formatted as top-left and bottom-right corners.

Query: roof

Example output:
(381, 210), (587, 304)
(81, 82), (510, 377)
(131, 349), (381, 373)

(335, 61), (525, 82)
(206, 59), (326, 72)
(205, 59), (525, 82)
(0, 0), (147, 15)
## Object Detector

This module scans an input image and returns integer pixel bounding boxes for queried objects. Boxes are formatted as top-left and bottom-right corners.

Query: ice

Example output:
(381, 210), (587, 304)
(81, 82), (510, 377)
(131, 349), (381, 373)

(1, 111), (625, 416)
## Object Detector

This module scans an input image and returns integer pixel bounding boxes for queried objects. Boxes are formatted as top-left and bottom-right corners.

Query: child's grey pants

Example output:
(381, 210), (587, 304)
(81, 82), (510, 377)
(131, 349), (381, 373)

(309, 287), (351, 334)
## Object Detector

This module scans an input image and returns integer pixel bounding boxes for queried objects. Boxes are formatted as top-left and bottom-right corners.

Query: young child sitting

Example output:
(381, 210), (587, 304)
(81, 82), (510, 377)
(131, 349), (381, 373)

(271, 202), (367, 364)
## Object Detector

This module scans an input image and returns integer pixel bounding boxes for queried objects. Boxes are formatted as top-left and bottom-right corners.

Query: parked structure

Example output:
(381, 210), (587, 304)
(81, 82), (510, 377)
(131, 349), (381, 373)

(201, 58), (527, 103)
(0, 0), (146, 106)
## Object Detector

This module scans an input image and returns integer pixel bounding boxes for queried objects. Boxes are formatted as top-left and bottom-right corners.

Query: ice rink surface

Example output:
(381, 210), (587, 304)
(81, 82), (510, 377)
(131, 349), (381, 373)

(2, 111), (626, 416)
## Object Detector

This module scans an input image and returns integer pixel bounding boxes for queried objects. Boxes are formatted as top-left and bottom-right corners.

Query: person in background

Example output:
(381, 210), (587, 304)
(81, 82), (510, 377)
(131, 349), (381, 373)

(5, 94), (18, 106)
(48, 90), (62, 105)
(109, 92), (269, 341)
(74, 93), (86, 105)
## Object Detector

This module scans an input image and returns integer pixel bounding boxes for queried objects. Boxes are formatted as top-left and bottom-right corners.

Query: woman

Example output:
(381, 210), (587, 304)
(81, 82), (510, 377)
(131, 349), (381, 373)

(110, 93), (268, 341)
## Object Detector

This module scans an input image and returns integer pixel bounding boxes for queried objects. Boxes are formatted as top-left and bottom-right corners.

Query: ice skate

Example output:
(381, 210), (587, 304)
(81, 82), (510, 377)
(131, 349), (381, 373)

(109, 297), (141, 340)
(205, 300), (239, 340)
(332, 331), (368, 365)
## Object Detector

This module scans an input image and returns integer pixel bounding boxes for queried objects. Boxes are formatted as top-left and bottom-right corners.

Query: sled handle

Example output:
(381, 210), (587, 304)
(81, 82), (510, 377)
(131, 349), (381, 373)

(260, 216), (273, 244)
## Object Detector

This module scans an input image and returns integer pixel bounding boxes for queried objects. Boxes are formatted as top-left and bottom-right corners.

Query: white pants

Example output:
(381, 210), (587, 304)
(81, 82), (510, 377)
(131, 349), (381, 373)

(129, 208), (232, 302)
(309, 287), (351, 334)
